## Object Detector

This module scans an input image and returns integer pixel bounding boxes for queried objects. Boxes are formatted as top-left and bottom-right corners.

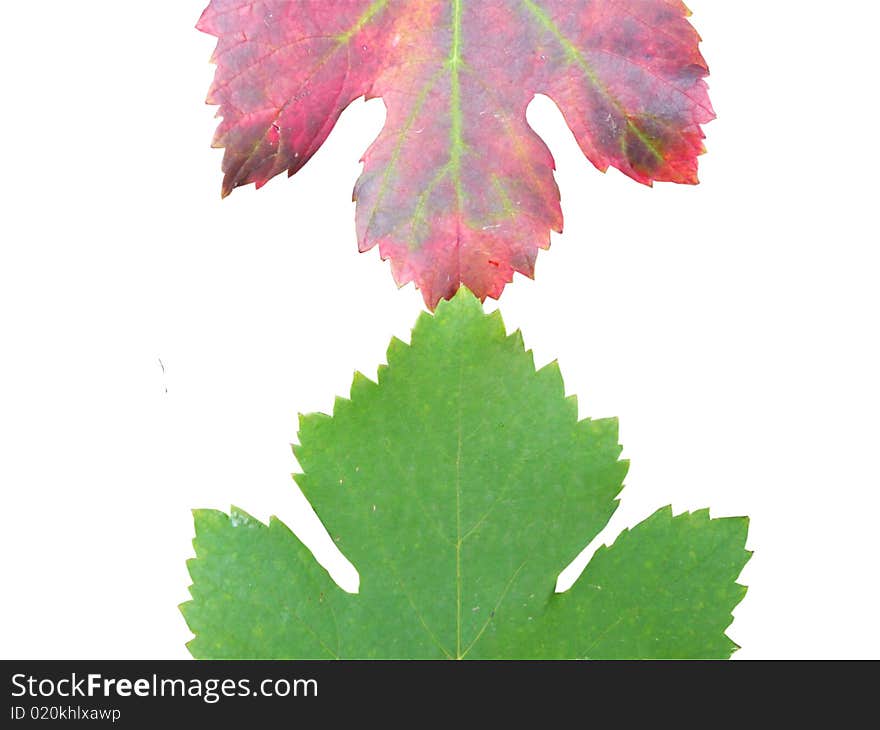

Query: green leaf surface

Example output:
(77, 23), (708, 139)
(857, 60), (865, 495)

(181, 290), (750, 659)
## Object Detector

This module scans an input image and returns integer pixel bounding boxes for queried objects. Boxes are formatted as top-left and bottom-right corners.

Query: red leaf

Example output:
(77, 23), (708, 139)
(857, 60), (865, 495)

(199, 0), (714, 308)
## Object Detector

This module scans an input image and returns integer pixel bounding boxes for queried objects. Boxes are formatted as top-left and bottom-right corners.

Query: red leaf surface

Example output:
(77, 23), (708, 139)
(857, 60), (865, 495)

(198, 0), (714, 308)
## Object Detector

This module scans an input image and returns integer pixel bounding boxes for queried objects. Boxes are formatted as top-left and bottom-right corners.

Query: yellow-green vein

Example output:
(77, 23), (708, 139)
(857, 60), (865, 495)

(521, 0), (664, 164)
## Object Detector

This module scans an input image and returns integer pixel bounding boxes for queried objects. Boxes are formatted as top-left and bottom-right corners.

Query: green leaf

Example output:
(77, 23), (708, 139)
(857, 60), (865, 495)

(181, 290), (750, 659)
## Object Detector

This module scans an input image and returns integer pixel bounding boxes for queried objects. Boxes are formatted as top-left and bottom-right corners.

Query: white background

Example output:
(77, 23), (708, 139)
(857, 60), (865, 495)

(1, 1), (878, 659)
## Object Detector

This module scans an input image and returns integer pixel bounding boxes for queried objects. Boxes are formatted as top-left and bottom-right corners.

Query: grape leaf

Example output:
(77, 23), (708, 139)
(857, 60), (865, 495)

(197, 1), (714, 308)
(181, 289), (749, 659)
